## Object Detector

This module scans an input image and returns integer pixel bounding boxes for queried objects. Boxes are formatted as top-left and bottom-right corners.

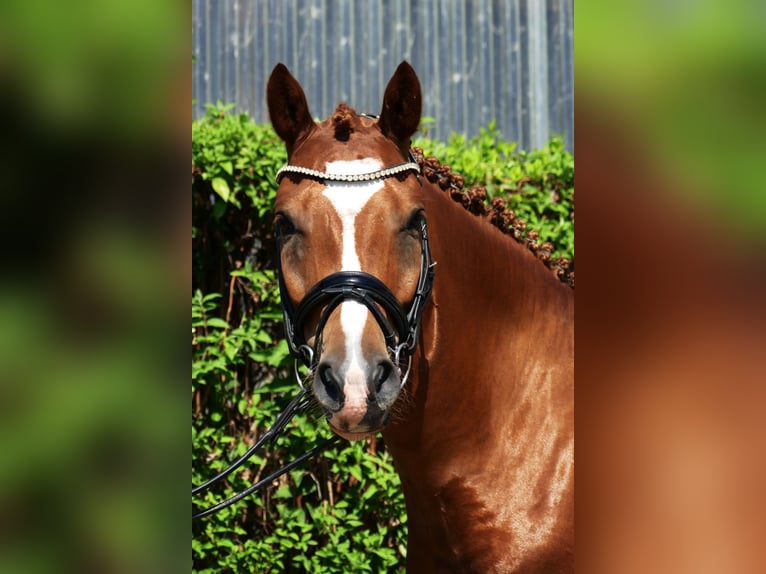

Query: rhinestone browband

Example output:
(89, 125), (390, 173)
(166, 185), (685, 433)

(275, 160), (421, 183)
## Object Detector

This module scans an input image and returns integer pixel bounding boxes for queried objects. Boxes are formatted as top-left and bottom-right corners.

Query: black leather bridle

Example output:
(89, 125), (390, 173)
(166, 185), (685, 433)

(193, 153), (434, 521)
(276, 155), (436, 386)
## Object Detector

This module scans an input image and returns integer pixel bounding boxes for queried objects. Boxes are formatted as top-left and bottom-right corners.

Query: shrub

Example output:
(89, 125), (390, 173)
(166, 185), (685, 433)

(413, 121), (574, 260)
(192, 105), (573, 572)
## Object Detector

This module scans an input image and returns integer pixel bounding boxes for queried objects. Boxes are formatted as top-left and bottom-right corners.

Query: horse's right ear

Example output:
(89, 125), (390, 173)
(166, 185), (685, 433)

(267, 63), (315, 156)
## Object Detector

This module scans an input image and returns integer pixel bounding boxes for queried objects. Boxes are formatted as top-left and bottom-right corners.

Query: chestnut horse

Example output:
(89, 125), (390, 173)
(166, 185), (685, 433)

(267, 62), (573, 573)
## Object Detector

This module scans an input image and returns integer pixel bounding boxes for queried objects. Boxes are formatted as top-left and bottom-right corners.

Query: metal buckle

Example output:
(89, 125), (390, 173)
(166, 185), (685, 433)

(294, 345), (314, 390)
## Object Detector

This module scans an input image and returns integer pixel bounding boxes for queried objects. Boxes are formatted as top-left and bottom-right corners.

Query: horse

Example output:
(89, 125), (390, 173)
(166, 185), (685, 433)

(267, 61), (574, 573)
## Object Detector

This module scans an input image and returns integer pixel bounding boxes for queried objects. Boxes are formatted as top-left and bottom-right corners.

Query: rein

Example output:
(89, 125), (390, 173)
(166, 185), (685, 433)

(192, 387), (341, 520)
(192, 153), (434, 521)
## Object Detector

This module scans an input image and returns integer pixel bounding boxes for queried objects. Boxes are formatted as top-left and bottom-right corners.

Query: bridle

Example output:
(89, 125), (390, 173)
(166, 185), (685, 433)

(193, 150), (435, 521)
(276, 154), (435, 387)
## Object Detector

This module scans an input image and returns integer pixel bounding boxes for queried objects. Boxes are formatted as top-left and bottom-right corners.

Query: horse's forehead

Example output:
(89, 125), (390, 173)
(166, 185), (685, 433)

(277, 154), (414, 218)
(317, 161), (413, 227)
(320, 159), (384, 218)
(291, 122), (404, 169)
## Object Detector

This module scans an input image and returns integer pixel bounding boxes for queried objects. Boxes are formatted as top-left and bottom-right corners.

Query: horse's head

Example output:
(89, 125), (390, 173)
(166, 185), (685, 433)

(267, 62), (432, 441)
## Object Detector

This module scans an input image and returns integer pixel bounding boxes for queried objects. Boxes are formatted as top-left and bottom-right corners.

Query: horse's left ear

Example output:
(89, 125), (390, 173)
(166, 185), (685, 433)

(379, 61), (422, 151)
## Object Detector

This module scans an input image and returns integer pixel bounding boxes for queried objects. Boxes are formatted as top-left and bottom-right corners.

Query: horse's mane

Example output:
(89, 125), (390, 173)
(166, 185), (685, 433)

(410, 147), (575, 289)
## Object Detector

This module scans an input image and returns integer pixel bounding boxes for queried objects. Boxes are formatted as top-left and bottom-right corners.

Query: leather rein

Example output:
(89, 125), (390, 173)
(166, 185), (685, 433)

(192, 153), (434, 520)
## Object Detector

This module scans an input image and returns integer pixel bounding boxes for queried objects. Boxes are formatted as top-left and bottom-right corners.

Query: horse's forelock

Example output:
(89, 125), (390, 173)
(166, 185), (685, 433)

(331, 103), (357, 141)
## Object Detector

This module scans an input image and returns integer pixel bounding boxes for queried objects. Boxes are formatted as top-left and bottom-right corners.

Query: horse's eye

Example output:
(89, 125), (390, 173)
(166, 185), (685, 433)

(275, 213), (297, 238)
(402, 210), (425, 234)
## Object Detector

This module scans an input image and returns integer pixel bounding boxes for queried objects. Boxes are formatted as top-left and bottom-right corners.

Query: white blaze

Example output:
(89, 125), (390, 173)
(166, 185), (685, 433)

(322, 159), (384, 404)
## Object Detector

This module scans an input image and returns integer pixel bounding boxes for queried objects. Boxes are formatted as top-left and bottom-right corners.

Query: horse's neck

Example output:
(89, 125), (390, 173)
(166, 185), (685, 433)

(383, 186), (574, 493)
(383, 189), (574, 569)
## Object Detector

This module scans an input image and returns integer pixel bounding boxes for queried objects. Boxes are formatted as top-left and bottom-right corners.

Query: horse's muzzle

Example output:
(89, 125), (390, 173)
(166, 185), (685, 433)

(313, 354), (400, 440)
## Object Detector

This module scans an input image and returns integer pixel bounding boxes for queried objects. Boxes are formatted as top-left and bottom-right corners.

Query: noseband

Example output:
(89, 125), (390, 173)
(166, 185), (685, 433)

(276, 155), (435, 386)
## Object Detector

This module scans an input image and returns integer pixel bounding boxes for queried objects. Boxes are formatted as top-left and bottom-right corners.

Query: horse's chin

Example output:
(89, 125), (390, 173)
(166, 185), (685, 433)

(328, 423), (384, 442)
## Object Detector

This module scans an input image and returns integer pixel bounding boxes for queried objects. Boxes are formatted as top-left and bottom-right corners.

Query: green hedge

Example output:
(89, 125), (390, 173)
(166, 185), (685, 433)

(192, 103), (574, 573)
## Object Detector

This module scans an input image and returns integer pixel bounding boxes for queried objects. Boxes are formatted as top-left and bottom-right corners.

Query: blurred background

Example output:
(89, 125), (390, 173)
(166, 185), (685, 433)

(0, 1), (188, 573)
(575, 0), (766, 572)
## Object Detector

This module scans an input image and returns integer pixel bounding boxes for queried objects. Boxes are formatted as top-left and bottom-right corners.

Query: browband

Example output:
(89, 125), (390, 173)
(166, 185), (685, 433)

(275, 159), (421, 184)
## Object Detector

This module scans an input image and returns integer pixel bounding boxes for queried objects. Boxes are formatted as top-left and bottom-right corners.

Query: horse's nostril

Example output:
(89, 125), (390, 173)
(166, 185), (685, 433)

(374, 361), (394, 393)
(318, 364), (341, 404)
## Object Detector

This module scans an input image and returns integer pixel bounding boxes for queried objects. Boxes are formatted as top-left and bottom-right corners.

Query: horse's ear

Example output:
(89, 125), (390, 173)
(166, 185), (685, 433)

(267, 63), (315, 155)
(378, 61), (422, 151)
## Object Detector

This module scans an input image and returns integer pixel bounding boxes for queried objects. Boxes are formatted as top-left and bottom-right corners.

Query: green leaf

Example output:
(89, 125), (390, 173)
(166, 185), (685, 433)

(362, 484), (378, 500)
(348, 465), (363, 483)
(273, 484), (292, 499)
(211, 177), (230, 201)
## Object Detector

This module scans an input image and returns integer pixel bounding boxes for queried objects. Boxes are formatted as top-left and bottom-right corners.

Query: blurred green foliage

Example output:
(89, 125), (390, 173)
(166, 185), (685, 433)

(0, 2), (187, 573)
(191, 104), (574, 572)
(576, 0), (766, 240)
(0, 0), (184, 139)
